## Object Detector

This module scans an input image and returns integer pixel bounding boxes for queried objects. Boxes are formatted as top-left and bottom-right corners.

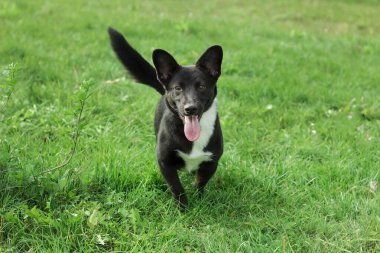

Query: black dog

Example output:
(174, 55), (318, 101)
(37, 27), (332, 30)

(108, 28), (223, 207)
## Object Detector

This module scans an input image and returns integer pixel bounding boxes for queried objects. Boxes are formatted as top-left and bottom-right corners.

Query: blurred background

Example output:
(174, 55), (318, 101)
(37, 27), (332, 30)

(1, 0), (379, 252)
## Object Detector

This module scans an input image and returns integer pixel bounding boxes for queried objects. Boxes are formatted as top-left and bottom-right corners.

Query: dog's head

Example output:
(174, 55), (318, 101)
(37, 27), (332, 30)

(152, 46), (223, 142)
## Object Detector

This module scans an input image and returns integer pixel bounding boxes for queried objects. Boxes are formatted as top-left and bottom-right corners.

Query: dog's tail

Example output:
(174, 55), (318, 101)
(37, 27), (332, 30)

(108, 27), (165, 95)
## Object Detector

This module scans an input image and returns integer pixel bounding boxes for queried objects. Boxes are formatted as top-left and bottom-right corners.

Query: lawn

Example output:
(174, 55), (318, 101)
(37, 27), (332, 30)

(1, 0), (380, 252)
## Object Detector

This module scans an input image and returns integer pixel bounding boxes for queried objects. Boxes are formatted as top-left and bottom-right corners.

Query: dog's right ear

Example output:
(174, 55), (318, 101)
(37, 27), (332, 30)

(152, 49), (180, 84)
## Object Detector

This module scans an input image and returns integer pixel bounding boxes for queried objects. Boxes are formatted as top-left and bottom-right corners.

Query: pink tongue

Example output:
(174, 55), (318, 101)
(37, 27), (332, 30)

(184, 116), (200, 142)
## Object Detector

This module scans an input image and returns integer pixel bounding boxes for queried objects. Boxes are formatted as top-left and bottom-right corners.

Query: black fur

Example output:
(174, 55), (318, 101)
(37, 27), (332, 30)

(108, 27), (223, 208)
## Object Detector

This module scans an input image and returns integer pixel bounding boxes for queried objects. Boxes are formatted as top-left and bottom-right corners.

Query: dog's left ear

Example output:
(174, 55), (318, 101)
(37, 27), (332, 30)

(196, 45), (223, 79)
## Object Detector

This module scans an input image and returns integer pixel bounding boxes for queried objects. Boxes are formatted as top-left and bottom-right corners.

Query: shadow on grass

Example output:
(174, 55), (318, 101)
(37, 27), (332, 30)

(174, 170), (291, 226)
(1, 163), (290, 227)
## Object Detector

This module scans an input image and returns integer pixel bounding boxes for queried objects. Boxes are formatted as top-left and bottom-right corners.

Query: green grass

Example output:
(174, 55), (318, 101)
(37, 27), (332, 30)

(1, 0), (380, 252)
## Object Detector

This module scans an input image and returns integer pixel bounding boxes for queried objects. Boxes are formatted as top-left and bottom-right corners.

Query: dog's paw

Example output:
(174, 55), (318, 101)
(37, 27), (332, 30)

(192, 182), (206, 198)
(174, 193), (188, 211)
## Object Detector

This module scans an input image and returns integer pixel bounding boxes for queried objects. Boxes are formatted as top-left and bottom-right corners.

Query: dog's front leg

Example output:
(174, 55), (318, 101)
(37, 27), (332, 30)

(193, 161), (218, 192)
(158, 160), (188, 208)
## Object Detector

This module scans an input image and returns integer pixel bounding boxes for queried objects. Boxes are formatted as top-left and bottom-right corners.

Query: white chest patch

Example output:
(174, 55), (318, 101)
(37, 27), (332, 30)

(177, 99), (218, 173)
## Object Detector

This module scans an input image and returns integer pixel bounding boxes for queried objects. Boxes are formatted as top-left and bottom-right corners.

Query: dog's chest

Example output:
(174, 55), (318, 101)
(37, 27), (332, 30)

(177, 100), (217, 173)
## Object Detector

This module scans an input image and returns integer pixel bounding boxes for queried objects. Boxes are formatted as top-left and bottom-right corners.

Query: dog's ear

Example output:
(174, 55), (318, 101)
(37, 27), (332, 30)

(152, 49), (180, 84)
(196, 45), (223, 79)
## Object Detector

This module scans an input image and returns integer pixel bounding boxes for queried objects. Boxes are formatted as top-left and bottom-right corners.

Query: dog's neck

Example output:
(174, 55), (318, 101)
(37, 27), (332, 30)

(164, 95), (179, 116)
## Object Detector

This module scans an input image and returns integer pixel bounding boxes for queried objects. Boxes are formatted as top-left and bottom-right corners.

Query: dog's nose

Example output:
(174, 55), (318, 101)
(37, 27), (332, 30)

(184, 105), (198, 115)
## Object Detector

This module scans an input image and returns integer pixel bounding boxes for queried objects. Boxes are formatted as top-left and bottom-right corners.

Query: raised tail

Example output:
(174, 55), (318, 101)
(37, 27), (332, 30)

(108, 27), (165, 95)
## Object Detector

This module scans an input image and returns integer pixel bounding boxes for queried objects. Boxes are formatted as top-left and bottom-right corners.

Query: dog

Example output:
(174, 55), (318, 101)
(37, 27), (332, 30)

(108, 27), (223, 208)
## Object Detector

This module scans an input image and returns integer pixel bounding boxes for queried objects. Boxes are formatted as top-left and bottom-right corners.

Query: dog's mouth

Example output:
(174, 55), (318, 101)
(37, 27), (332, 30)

(179, 114), (201, 142)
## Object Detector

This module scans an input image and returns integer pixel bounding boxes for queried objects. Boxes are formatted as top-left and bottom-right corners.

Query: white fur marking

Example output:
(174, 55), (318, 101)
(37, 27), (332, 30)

(177, 99), (218, 173)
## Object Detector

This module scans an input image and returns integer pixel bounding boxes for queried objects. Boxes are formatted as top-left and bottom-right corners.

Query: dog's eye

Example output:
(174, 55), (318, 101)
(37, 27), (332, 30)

(199, 84), (206, 90)
(174, 86), (182, 91)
